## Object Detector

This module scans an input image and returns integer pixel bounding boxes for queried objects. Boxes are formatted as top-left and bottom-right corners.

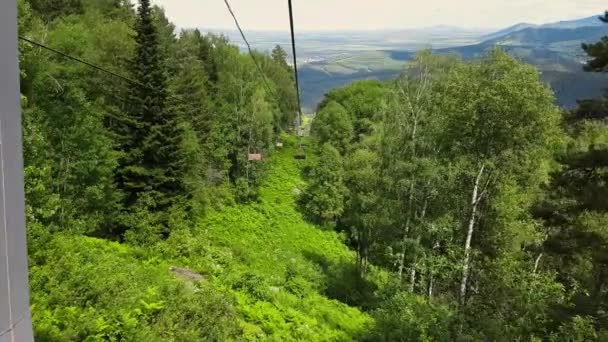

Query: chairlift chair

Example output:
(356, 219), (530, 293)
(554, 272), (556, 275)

(248, 153), (262, 161)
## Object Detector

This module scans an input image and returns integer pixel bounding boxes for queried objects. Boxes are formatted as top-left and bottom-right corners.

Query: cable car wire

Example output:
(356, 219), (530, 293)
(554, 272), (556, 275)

(287, 0), (304, 137)
(19, 36), (206, 120)
(222, 0), (275, 94)
(19, 36), (145, 89)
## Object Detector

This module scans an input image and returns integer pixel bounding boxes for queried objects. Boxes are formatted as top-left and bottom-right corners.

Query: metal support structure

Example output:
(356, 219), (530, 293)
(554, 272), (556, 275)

(0, 1), (35, 341)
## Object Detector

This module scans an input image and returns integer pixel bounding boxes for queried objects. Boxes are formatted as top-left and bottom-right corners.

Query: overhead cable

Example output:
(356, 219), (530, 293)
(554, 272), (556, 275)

(222, 0), (275, 93)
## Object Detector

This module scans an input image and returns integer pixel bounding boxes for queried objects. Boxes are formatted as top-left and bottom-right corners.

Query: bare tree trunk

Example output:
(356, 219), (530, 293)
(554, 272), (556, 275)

(459, 163), (486, 306)
(409, 197), (428, 293)
(356, 228), (363, 275)
(362, 227), (370, 278)
(395, 76), (427, 284)
(409, 262), (417, 293)
(397, 183), (415, 281)
(533, 253), (543, 274)
(362, 250), (369, 278)
(428, 240), (439, 299)
(409, 235), (420, 292)
(397, 219), (410, 281)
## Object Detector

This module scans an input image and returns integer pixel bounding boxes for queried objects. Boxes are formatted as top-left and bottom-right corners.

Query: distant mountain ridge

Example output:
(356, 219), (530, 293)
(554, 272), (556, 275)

(482, 23), (537, 41)
(482, 15), (605, 42)
(540, 15), (605, 29)
(429, 15), (608, 107)
(295, 13), (608, 110)
(484, 26), (606, 47)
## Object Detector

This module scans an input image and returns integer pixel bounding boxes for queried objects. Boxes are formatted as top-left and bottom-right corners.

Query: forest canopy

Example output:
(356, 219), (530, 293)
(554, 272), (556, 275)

(14, 0), (608, 340)
(303, 48), (608, 340)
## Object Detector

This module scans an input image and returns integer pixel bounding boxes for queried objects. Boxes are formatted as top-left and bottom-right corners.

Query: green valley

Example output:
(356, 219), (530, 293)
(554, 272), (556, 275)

(297, 15), (608, 110)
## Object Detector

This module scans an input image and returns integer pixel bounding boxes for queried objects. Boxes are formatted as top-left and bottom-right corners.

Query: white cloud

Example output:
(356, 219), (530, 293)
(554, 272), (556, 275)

(152, 0), (607, 31)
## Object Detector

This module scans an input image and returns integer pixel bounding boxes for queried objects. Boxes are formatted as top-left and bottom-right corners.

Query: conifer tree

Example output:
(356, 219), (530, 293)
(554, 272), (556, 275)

(582, 12), (608, 72)
(116, 0), (186, 211)
(271, 45), (290, 71)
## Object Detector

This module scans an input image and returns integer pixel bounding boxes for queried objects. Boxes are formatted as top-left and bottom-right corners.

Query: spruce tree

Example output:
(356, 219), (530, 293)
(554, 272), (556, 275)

(271, 45), (290, 71)
(582, 12), (608, 72)
(116, 0), (186, 211)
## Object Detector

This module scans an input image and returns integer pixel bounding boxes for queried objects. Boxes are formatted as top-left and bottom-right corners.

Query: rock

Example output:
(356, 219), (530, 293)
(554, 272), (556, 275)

(170, 266), (205, 282)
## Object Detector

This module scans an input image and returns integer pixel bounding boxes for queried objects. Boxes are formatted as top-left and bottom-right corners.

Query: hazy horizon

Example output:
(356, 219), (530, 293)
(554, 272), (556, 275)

(152, 0), (607, 32)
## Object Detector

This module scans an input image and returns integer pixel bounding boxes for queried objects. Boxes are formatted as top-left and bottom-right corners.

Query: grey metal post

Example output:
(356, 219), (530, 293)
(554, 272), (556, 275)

(0, 1), (35, 341)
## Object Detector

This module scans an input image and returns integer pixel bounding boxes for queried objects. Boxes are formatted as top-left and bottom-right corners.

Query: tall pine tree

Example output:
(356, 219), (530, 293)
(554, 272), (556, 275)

(116, 0), (186, 212)
(582, 12), (608, 72)
(271, 45), (290, 71)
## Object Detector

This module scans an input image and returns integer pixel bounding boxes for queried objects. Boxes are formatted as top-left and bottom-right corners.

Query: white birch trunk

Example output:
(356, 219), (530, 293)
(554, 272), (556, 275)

(459, 163), (486, 306)
(428, 240), (440, 299)
(409, 200), (427, 293)
(397, 183), (415, 281)
(533, 253), (543, 274)
(409, 263), (417, 293)
(397, 215), (411, 281)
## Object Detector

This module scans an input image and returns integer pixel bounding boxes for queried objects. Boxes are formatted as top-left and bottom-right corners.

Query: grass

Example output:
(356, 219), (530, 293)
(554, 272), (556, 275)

(29, 233), (242, 341)
(29, 134), (372, 341)
(159, 134), (372, 340)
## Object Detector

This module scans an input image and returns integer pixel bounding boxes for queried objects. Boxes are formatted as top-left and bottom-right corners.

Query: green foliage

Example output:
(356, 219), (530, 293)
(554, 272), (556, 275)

(157, 137), (372, 340)
(301, 143), (347, 224)
(29, 234), (240, 341)
(20, 2), (608, 340)
(310, 101), (353, 153)
(551, 316), (605, 341)
(305, 49), (568, 340)
(342, 147), (383, 278)
(365, 292), (456, 342)
(114, 0), (187, 214)
(582, 12), (608, 72)
(318, 80), (389, 138)
(536, 116), (608, 334)
(20, 1), (314, 340)
(29, 0), (84, 22)
(271, 45), (290, 71)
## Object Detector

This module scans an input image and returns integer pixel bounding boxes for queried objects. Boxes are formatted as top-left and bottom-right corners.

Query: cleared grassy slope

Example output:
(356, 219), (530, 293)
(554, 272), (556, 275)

(28, 233), (242, 341)
(29, 135), (371, 341)
(160, 134), (372, 341)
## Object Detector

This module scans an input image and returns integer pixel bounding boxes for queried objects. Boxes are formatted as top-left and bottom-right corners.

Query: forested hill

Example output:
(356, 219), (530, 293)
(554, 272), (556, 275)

(301, 48), (608, 339)
(29, 135), (373, 340)
(18, 0), (333, 339)
(16, 0), (608, 341)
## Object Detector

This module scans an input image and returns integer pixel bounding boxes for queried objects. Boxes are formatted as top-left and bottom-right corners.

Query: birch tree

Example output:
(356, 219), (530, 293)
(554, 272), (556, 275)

(437, 49), (562, 305)
(378, 51), (458, 289)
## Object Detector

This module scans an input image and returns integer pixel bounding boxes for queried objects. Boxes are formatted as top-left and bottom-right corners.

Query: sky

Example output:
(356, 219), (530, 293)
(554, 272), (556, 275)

(152, 0), (607, 32)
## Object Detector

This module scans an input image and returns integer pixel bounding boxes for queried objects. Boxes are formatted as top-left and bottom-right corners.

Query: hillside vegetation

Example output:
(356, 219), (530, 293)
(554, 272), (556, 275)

(15, 0), (608, 341)
(302, 47), (608, 340)
(30, 136), (372, 341)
